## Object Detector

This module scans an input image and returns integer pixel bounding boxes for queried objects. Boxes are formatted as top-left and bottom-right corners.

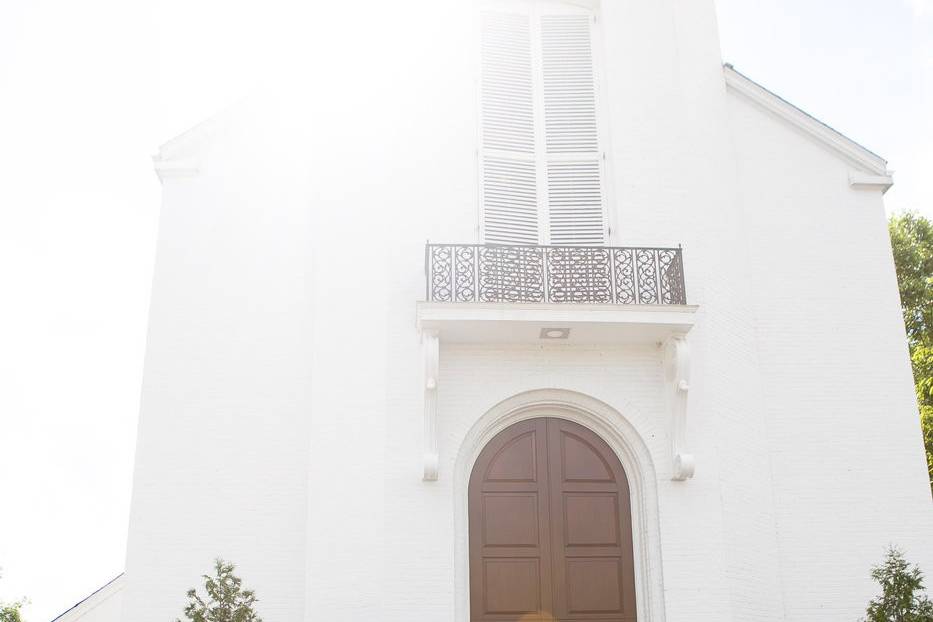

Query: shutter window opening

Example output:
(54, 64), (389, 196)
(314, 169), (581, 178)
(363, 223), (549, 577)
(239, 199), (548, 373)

(479, 1), (607, 247)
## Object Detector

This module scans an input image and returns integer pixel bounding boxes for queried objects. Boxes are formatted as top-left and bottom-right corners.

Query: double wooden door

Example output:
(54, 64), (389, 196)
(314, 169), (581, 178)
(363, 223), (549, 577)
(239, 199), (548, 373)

(469, 418), (637, 622)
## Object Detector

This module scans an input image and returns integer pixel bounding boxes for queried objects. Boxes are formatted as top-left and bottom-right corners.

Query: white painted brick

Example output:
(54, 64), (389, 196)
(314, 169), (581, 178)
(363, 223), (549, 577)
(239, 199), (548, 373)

(114, 2), (932, 622)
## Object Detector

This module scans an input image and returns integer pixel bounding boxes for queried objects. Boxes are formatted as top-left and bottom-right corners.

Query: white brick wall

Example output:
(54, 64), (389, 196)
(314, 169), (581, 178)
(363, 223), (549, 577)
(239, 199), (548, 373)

(728, 87), (933, 621)
(119, 1), (932, 622)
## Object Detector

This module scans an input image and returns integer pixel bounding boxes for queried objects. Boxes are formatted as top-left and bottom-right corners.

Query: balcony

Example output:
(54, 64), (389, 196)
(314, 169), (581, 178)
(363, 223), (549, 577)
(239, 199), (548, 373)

(418, 243), (695, 347)
(415, 243), (699, 481)
(425, 244), (687, 305)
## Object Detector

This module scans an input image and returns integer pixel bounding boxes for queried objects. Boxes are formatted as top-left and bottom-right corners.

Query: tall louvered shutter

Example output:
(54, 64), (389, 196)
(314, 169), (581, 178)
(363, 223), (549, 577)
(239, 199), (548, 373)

(540, 8), (606, 245)
(479, 2), (606, 247)
(479, 10), (540, 245)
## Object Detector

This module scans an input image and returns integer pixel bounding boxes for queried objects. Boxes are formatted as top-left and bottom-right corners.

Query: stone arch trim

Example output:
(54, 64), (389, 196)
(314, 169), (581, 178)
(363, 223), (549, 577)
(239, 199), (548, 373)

(453, 389), (667, 622)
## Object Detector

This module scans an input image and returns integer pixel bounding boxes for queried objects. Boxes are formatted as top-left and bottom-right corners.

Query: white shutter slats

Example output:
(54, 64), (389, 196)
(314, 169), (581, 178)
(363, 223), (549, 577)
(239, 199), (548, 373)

(540, 10), (605, 245)
(482, 156), (539, 245)
(480, 10), (540, 244)
(540, 14), (599, 154)
(480, 3), (605, 247)
(481, 12), (536, 154)
(547, 160), (604, 245)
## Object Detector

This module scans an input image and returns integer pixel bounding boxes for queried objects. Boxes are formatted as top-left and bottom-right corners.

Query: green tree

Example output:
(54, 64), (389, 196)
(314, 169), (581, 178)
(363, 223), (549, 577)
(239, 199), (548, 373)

(0, 600), (24, 622)
(889, 211), (933, 492)
(177, 559), (262, 622)
(890, 212), (933, 345)
(863, 547), (933, 622)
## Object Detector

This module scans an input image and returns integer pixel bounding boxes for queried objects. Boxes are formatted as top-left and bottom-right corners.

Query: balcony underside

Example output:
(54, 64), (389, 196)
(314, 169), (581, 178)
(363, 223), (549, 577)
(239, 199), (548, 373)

(416, 301), (697, 345)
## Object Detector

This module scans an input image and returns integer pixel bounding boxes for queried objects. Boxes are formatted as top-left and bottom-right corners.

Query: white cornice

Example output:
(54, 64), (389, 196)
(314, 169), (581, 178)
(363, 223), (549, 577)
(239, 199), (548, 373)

(152, 155), (199, 183)
(724, 65), (890, 177)
(849, 172), (895, 194)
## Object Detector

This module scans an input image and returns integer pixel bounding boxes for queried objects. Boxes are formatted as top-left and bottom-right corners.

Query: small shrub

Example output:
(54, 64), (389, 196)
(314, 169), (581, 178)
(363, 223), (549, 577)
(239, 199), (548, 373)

(177, 559), (262, 622)
(0, 600), (25, 622)
(863, 547), (933, 622)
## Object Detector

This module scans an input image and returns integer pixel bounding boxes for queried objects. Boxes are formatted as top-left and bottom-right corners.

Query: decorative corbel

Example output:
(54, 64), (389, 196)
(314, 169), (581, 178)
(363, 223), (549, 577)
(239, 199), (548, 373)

(422, 329), (440, 481)
(663, 334), (695, 481)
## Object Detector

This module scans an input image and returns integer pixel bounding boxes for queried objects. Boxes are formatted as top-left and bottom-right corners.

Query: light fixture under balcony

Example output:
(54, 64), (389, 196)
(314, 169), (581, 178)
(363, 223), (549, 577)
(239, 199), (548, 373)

(541, 328), (570, 340)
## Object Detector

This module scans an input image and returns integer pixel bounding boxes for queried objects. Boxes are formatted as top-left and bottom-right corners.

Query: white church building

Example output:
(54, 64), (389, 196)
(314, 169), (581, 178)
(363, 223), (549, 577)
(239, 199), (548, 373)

(62, 1), (932, 621)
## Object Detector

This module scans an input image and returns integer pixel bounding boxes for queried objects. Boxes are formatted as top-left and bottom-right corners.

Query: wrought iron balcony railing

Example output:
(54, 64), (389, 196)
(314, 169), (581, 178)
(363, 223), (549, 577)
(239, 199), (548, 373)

(426, 244), (686, 305)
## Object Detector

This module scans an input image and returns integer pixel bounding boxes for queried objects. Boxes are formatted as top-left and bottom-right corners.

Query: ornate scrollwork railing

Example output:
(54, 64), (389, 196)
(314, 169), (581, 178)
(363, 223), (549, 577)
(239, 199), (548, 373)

(425, 244), (686, 305)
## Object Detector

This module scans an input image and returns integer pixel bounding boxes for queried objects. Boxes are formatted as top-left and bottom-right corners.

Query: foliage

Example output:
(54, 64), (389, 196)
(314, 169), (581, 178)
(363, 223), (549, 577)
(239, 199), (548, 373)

(0, 570), (26, 622)
(889, 212), (933, 346)
(0, 600), (24, 622)
(923, 402), (933, 492)
(889, 211), (933, 492)
(177, 559), (262, 622)
(863, 547), (933, 622)
(915, 345), (933, 488)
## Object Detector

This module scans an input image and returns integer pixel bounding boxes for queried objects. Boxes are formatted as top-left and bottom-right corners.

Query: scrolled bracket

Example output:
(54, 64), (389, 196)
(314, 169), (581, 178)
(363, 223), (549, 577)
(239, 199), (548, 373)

(663, 334), (695, 481)
(422, 329), (440, 481)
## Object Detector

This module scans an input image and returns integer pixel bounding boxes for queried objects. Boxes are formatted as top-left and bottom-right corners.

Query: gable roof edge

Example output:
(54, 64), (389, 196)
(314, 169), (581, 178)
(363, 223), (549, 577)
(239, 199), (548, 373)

(723, 64), (890, 177)
(51, 573), (125, 622)
(151, 93), (256, 184)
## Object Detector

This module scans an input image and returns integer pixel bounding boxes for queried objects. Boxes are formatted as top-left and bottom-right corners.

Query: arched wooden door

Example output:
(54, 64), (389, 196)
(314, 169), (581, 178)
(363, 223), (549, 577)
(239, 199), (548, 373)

(469, 418), (637, 622)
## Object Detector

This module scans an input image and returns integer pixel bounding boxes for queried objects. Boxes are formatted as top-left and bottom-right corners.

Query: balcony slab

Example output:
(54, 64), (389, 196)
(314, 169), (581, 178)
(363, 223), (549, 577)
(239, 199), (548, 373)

(416, 302), (698, 346)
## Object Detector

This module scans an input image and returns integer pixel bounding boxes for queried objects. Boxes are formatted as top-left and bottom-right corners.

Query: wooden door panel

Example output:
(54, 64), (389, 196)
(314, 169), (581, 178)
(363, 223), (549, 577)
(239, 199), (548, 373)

(470, 419), (554, 621)
(482, 493), (540, 547)
(486, 431), (539, 482)
(558, 431), (615, 482)
(483, 559), (542, 614)
(547, 419), (637, 622)
(565, 558), (624, 614)
(469, 418), (636, 622)
(563, 493), (621, 546)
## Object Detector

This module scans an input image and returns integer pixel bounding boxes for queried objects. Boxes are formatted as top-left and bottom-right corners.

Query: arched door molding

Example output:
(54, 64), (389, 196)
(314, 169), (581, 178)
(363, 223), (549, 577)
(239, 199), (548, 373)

(453, 389), (666, 622)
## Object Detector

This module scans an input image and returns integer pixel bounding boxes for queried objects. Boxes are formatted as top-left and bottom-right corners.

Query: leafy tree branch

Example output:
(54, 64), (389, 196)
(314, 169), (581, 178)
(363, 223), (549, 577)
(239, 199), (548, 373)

(176, 559), (262, 622)
(889, 211), (933, 492)
(863, 547), (933, 622)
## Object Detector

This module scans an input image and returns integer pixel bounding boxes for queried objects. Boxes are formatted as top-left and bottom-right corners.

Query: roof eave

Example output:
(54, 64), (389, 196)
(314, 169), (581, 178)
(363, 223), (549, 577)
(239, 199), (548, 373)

(723, 64), (891, 178)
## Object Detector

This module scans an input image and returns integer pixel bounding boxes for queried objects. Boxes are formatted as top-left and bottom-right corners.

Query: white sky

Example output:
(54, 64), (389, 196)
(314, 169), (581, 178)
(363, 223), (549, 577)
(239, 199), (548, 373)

(0, 1), (930, 619)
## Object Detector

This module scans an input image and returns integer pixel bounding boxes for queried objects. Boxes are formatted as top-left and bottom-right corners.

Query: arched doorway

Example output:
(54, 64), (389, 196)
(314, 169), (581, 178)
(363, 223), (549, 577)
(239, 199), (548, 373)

(468, 417), (637, 622)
